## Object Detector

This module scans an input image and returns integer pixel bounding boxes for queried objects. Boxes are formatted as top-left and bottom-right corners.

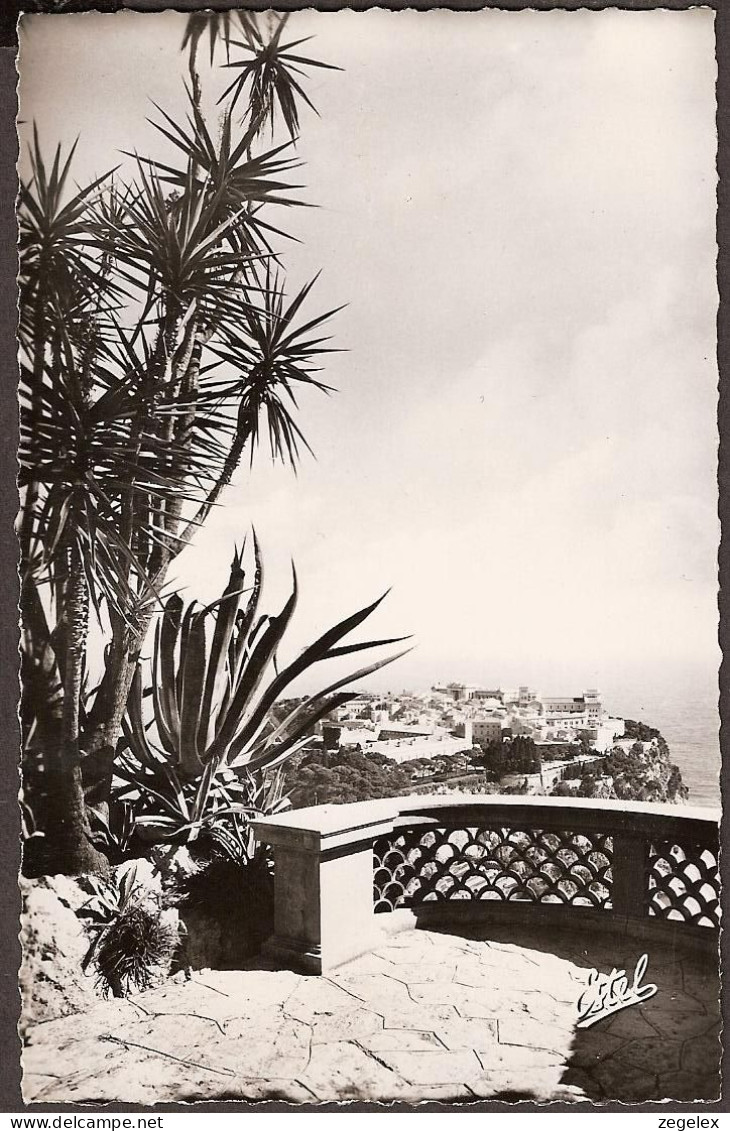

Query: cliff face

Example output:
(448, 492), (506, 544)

(605, 739), (689, 803)
(574, 738), (689, 804)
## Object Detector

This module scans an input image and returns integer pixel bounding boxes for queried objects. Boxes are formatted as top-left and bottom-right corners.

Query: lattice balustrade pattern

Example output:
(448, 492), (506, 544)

(648, 839), (720, 928)
(373, 825), (613, 913)
(374, 822), (720, 929)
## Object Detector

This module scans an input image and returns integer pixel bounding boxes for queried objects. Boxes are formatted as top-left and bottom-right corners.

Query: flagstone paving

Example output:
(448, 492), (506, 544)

(22, 923), (720, 1105)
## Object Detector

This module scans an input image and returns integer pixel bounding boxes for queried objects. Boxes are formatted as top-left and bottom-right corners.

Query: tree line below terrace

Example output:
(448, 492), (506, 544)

(281, 725), (689, 808)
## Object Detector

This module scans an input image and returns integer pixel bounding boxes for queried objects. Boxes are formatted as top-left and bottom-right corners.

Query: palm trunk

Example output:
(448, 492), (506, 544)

(81, 307), (193, 802)
(18, 279), (48, 570)
(43, 537), (108, 875)
(81, 622), (143, 808)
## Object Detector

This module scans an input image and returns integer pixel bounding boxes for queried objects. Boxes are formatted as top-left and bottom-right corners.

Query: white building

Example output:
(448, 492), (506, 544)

(540, 689), (602, 720)
(469, 688), (504, 703)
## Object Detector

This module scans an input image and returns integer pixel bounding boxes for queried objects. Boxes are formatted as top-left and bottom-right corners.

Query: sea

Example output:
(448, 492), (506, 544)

(601, 666), (721, 810)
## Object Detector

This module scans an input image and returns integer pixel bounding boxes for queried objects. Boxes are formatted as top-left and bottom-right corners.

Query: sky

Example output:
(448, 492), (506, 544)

(18, 8), (719, 702)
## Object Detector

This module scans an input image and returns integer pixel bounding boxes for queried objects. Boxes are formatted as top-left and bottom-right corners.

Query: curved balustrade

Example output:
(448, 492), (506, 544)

(373, 797), (720, 928)
(252, 794), (719, 974)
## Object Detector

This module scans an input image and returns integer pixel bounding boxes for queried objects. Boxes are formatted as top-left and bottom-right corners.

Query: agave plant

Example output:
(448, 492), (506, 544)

(113, 538), (410, 849)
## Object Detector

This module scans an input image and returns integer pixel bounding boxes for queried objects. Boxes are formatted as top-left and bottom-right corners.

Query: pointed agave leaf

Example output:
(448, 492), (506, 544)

(156, 594), (184, 747)
(242, 683), (354, 758)
(191, 757), (218, 823)
(175, 601), (198, 711)
(219, 533), (263, 722)
(119, 774), (186, 823)
(228, 591), (395, 752)
(314, 646), (414, 705)
(241, 693), (357, 772)
(207, 567), (298, 763)
(178, 609), (208, 777)
(197, 547), (247, 756)
(240, 643), (412, 765)
(324, 635), (413, 659)
(151, 616), (180, 758)
(134, 815), (186, 836)
(121, 666), (161, 772)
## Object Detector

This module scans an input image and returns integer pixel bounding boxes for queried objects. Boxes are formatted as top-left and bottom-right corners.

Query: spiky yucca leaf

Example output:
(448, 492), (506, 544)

(182, 10), (262, 70)
(221, 14), (341, 140)
(18, 130), (118, 329)
(135, 91), (306, 266)
(101, 162), (249, 304)
(209, 266), (342, 469)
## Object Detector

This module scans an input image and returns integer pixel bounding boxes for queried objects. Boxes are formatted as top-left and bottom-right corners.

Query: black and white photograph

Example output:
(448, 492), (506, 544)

(16, 6), (721, 1106)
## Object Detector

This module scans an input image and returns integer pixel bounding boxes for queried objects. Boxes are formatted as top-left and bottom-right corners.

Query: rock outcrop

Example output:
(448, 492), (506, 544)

(19, 875), (103, 1037)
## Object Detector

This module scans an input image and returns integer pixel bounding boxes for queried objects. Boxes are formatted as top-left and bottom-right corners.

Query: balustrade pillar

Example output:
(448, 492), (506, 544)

(611, 833), (649, 920)
(252, 799), (398, 974)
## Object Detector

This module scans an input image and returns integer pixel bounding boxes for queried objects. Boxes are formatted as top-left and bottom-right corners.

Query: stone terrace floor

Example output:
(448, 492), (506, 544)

(23, 923), (721, 1105)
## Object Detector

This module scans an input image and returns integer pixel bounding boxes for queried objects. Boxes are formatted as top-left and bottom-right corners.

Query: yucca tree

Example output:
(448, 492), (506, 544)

(18, 13), (360, 875)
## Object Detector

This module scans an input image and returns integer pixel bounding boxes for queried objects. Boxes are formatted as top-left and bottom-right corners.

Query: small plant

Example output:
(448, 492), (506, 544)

(87, 803), (137, 865)
(78, 862), (180, 997)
